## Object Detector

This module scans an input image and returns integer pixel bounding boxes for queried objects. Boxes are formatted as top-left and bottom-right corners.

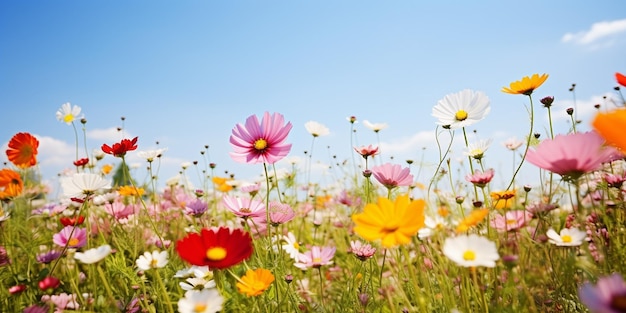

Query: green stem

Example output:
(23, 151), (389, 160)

(506, 95), (535, 192)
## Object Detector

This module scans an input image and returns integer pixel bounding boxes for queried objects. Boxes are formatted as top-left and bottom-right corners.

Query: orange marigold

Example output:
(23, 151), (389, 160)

(6, 133), (39, 169)
(236, 268), (275, 297)
(592, 108), (626, 153)
(0, 169), (23, 199)
(118, 185), (145, 197)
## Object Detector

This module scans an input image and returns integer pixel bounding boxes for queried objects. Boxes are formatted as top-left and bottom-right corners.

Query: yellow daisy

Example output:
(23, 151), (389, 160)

(501, 73), (549, 96)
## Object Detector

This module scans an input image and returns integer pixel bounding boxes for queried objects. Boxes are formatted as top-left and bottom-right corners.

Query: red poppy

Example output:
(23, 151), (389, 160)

(617, 72), (626, 88)
(101, 137), (138, 157)
(0, 169), (23, 199)
(73, 158), (89, 167)
(6, 132), (39, 168)
(60, 216), (85, 226)
(176, 227), (253, 269)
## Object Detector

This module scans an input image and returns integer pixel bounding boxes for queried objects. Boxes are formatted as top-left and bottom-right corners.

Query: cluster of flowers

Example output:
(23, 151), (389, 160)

(1, 72), (626, 312)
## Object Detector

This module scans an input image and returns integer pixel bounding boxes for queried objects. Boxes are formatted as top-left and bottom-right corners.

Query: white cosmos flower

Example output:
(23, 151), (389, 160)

(546, 228), (587, 246)
(418, 215), (448, 239)
(463, 139), (493, 160)
(177, 289), (224, 313)
(137, 148), (168, 162)
(136, 250), (169, 270)
(281, 232), (300, 261)
(74, 245), (112, 264)
(362, 120), (388, 133)
(432, 89), (490, 129)
(304, 121), (330, 137)
(56, 102), (83, 125)
(60, 173), (111, 198)
(443, 234), (500, 267)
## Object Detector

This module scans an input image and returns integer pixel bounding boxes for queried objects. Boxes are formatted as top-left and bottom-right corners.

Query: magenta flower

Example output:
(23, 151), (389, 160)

(229, 112), (293, 164)
(579, 273), (626, 313)
(371, 163), (414, 189)
(222, 195), (266, 219)
(525, 131), (620, 181)
(465, 168), (495, 188)
(294, 246), (336, 270)
(52, 226), (87, 249)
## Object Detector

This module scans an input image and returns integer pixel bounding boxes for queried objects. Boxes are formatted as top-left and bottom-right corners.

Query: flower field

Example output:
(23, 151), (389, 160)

(2, 73), (626, 312)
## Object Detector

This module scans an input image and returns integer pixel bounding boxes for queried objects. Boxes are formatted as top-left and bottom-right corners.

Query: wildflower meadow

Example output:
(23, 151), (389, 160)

(2, 73), (626, 313)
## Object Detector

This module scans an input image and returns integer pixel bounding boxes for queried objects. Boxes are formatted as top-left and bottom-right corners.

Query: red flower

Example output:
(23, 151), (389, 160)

(6, 132), (39, 168)
(101, 137), (138, 157)
(176, 227), (253, 269)
(73, 158), (89, 167)
(9, 284), (26, 295)
(60, 216), (85, 226)
(617, 72), (626, 88)
(38, 276), (60, 291)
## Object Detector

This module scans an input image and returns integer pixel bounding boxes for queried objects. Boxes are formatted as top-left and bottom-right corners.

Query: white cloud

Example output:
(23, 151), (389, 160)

(379, 130), (437, 158)
(562, 18), (626, 46)
(87, 127), (133, 142)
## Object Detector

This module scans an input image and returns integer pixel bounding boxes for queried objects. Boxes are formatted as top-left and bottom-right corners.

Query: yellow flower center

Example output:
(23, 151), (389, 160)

(68, 238), (79, 246)
(462, 250), (476, 261)
(293, 242), (299, 249)
(313, 257), (322, 263)
(506, 219), (518, 225)
(455, 110), (468, 121)
(194, 304), (207, 312)
(561, 235), (572, 243)
(151, 259), (159, 268)
(63, 114), (75, 123)
(254, 139), (268, 150)
(206, 247), (227, 261)
(239, 208), (251, 214)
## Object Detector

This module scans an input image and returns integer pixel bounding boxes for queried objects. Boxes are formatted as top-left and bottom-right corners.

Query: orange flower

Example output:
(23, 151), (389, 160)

(6, 133), (39, 168)
(236, 268), (275, 297)
(491, 190), (516, 210)
(0, 169), (23, 199)
(456, 208), (489, 233)
(592, 108), (626, 152)
(501, 73), (549, 96)
(212, 176), (233, 192)
(118, 185), (145, 197)
(617, 72), (626, 87)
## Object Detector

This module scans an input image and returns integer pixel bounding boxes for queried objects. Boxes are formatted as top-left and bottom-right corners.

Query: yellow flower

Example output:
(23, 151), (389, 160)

(236, 268), (275, 297)
(456, 208), (489, 233)
(118, 185), (145, 197)
(212, 176), (233, 192)
(501, 73), (549, 96)
(352, 195), (425, 248)
(101, 164), (113, 175)
(592, 108), (626, 152)
(491, 190), (516, 210)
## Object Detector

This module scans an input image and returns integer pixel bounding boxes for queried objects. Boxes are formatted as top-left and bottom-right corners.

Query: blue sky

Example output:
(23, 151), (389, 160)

(1, 1), (625, 194)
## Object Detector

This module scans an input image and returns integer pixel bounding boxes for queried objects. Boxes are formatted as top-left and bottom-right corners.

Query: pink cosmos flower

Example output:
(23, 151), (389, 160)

(354, 145), (379, 158)
(490, 210), (532, 232)
(465, 168), (495, 188)
(41, 293), (80, 311)
(349, 240), (376, 261)
(525, 131), (620, 181)
(268, 202), (295, 225)
(579, 273), (626, 313)
(103, 200), (136, 220)
(294, 246), (336, 270)
(229, 112), (293, 164)
(222, 195), (266, 219)
(371, 163), (414, 189)
(52, 226), (87, 249)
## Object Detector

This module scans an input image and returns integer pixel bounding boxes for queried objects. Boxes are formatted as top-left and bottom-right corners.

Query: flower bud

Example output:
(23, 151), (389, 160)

(566, 107), (574, 116)
(540, 96), (554, 107)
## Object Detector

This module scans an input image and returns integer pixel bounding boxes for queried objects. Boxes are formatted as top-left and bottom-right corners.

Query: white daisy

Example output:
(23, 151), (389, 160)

(56, 102), (83, 125)
(418, 215), (448, 239)
(463, 139), (493, 160)
(432, 89), (490, 129)
(304, 121), (330, 137)
(362, 120), (388, 132)
(177, 289), (224, 313)
(546, 228), (587, 246)
(60, 173), (111, 199)
(443, 234), (500, 267)
(281, 232), (300, 261)
(74, 245), (112, 264)
(136, 250), (169, 271)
